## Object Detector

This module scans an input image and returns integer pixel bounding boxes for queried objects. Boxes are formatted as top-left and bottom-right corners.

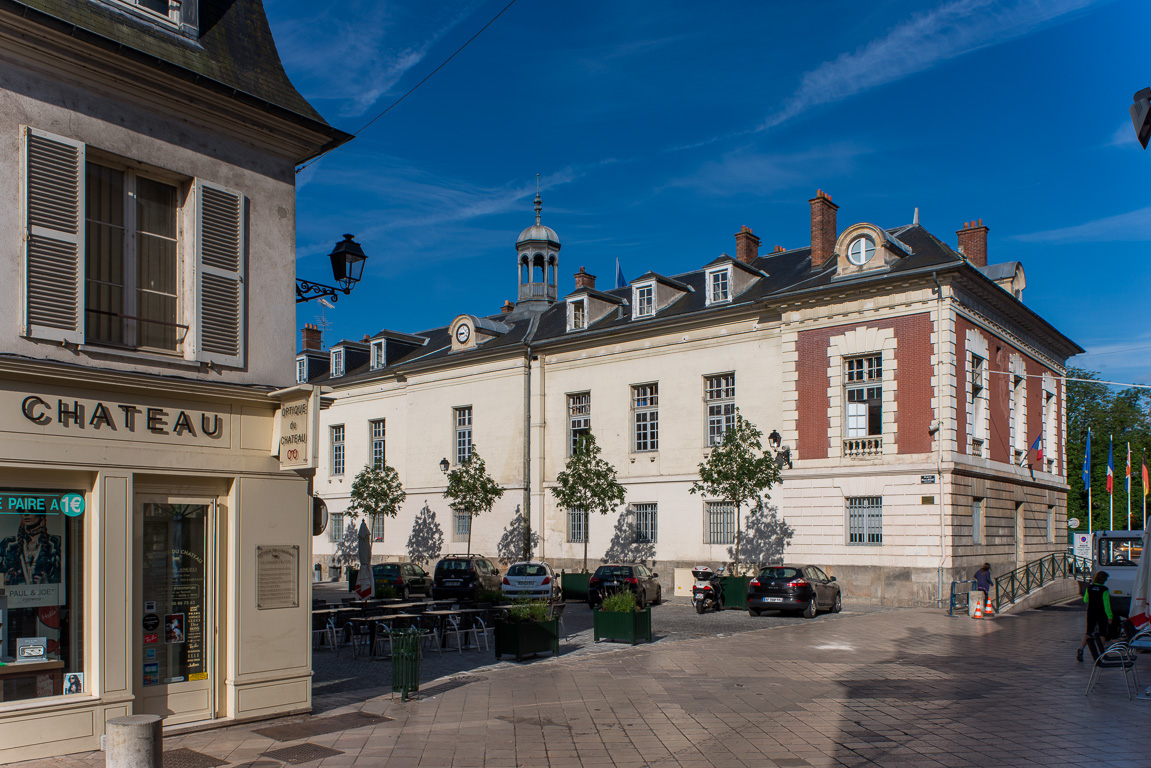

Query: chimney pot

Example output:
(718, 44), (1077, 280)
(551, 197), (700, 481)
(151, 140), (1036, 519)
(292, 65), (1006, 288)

(501, 300), (515, 314)
(774, 245), (785, 253)
(573, 266), (597, 290)
(809, 189), (839, 270)
(734, 225), (761, 264)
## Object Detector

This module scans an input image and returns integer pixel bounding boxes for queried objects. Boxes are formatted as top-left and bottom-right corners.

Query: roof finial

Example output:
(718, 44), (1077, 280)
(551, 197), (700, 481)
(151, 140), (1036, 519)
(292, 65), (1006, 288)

(913, 207), (920, 225)
(534, 173), (542, 225)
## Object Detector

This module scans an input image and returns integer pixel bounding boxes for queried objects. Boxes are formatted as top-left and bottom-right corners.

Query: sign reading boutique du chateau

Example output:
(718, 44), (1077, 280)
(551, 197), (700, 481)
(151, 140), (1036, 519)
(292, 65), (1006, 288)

(1, 384), (230, 447)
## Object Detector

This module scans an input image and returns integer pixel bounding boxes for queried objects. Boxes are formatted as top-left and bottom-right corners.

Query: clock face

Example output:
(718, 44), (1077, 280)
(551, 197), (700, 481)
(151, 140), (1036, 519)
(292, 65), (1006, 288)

(455, 324), (471, 343)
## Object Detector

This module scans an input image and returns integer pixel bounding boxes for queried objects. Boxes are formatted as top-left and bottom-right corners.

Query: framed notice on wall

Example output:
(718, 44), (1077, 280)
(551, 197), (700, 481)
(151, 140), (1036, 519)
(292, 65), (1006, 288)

(256, 545), (299, 610)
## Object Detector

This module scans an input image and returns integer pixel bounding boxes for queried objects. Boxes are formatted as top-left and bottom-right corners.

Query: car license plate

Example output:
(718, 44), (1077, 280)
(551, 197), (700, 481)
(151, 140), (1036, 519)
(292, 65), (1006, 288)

(445, 580), (461, 586)
(764, 597), (782, 603)
(606, 581), (619, 587)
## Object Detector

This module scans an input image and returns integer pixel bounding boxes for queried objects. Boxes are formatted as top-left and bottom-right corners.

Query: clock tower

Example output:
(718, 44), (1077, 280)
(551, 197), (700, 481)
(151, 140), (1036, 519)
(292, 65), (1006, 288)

(513, 188), (561, 315)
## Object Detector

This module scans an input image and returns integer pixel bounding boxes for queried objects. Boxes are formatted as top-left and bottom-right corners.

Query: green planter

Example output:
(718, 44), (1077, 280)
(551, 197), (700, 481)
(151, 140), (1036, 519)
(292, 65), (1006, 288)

(718, 576), (752, 609)
(561, 572), (590, 601)
(593, 607), (652, 645)
(493, 618), (559, 661)
(347, 567), (358, 592)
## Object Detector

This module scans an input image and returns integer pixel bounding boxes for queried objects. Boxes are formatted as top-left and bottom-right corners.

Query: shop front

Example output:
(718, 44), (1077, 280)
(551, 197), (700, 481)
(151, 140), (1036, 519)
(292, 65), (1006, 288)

(0, 362), (313, 761)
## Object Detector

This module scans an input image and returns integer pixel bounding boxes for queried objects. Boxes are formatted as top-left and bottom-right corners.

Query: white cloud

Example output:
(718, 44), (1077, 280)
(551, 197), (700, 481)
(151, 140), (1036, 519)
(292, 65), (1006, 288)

(668, 142), (871, 196)
(1014, 205), (1151, 243)
(760, 0), (1105, 131)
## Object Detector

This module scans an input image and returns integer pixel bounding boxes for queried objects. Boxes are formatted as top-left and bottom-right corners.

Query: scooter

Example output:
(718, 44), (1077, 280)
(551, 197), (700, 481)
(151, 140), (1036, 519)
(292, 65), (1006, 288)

(691, 565), (725, 614)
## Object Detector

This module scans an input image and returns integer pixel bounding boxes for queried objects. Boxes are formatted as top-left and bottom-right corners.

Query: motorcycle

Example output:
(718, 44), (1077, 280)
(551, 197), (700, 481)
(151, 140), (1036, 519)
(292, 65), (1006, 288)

(691, 565), (725, 614)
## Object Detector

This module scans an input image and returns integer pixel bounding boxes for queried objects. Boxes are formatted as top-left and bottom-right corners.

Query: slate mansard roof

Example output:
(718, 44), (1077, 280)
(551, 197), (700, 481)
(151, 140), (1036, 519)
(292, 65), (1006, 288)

(2, 0), (350, 155)
(308, 220), (1082, 386)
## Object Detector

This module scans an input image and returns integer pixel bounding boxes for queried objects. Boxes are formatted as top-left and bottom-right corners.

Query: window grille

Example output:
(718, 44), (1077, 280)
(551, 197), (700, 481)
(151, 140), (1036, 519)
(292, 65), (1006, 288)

(568, 393), (591, 455)
(635, 503), (658, 543)
(331, 425), (344, 475)
(706, 502), (736, 544)
(568, 508), (586, 543)
(847, 496), (883, 544)
(454, 407), (472, 465)
(370, 419), (385, 469)
(453, 509), (471, 542)
(632, 384), (659, 452)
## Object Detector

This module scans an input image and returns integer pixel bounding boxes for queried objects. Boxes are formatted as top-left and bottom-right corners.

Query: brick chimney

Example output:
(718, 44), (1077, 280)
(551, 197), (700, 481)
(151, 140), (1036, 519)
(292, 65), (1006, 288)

(501, 300), (515, 314)
(301, 323), (321, 351)
(573, 266), (596, 290)
(956, 219), (988, 267)
(809, 189), (838, 270)
(734, 225), (761, 264)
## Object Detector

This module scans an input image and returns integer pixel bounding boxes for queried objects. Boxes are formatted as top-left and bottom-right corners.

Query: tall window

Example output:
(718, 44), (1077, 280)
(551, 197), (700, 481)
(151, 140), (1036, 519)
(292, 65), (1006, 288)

(1047, 505), (1056, 543)
(1043, 386), (1056, 471)
(370, 514), (385, 542)
(296, 358), (307, 384)
(331, 349), (345, 378)
(845, 355), (882, 437)
(635, 284), (654, 317)
(706, 502), (736, 544)
(86, 164), (180, 351)
(706, 373), (736, 445)
(708, 268), (730, 304)
(632, 384), (659, 452)
(1011, 372), (1026, 463)
(972, 497), (984, 544)
(371, 340), (385, 370)
(331, 425), (344, 475)
(454, 406), (473, 465)
(568, 393), (591, 455)
(969, 354), (986, 456)
(635, 503), (658, 543)
(454, 509), (471, 542)
(370, 419), (386, 468)
(328, 512), (344, 543)
(569, 299), (587, 331)
(568, 508), (586, 543)
(847, 496), (883, 545)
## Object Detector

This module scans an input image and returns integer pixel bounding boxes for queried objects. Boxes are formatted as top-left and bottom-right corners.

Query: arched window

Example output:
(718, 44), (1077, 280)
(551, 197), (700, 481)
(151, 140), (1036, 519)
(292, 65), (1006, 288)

(533, 254), (545, 283)
(520, 256), (529, 283)
(548, 255), (557, 285)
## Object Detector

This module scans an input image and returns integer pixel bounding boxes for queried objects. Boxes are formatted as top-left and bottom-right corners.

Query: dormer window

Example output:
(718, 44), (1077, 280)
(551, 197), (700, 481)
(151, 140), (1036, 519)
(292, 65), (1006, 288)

(847, 235), (876, 266)
(107, 0), (197, 33)
(371, 340), (385, 370)
(568, 298), (588, 331)
(296, 358), (307, 384)
(634, 283), (655, 318)
(331, 349), (344, 378)
(707, 267), (731, 305)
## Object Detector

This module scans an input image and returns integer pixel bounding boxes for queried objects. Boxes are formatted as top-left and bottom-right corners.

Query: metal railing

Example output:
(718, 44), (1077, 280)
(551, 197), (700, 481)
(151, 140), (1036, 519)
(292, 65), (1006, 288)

(992, 552), (1091, 612)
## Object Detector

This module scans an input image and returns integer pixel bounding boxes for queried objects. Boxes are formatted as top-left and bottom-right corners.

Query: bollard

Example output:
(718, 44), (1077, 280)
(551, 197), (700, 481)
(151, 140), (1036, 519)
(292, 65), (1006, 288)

(105, 714), (162, 768)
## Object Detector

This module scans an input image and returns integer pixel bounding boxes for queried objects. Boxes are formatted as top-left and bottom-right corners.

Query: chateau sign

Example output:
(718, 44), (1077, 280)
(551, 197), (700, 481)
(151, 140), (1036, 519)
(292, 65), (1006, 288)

(274, 386), (321, 471)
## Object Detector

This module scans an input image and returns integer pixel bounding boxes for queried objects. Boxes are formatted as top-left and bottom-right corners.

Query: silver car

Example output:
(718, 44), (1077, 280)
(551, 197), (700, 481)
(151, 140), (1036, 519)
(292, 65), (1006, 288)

(501, 561), (560, 601)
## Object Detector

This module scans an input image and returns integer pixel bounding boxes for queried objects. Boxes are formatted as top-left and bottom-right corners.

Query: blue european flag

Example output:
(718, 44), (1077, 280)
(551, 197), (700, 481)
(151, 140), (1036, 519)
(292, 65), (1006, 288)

(1082, 429), (1091, 490)
(615, 258), (627, 289)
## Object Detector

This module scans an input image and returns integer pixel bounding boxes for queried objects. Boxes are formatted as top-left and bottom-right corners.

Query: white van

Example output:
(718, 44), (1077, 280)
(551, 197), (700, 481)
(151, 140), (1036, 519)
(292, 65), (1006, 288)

(1090, 531), (1144, 614)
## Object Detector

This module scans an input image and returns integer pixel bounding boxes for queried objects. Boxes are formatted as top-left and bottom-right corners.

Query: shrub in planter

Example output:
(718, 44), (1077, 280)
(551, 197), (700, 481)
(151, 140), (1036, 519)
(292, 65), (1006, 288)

(494, 600), (559, 661)
(593, 591), (652, 645)
(373, 584), (399, 600)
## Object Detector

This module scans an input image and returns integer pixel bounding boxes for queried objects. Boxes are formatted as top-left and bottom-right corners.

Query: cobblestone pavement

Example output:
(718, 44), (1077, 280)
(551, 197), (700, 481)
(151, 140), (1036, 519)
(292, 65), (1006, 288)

(14, 600), (1151, 767)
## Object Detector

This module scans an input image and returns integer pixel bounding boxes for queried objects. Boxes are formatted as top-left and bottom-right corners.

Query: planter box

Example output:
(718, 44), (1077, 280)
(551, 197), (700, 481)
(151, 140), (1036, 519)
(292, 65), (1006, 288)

(593, 607), (652, 645)
(718, 576), (752, 609)
(561, 572), (590, 601)
(493, 618), (559, 661)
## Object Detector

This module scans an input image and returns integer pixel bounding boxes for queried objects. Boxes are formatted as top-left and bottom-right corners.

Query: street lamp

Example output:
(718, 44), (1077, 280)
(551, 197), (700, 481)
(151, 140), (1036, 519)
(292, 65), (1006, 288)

(439, 457), (450, 474)
(1131, 87), (1151, 149)
(767, 429), (782, 450)
(296, 234), (368, 303)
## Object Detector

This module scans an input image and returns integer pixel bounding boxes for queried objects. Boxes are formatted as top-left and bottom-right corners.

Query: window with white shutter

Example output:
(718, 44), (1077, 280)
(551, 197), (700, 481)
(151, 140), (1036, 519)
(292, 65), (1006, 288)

(195, 180), (246, 367)
(23, 128), (85, 343)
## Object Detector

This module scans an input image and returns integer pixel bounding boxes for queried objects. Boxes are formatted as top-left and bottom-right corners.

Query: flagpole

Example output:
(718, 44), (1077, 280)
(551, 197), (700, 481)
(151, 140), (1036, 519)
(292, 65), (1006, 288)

(1087, 429), (1092, 535)
(1128, 442), (1133, 530)
(1110, 434), (1114, 531)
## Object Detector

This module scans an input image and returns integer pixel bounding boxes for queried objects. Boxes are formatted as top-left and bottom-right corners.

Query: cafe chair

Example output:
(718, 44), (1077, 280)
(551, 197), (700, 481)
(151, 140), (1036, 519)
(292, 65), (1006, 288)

(1086, 640), (1140, 699)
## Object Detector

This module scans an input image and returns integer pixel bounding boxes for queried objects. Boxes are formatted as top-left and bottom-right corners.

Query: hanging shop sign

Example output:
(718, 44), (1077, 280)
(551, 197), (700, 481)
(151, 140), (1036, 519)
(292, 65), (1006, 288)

(272, 386), (322, 471)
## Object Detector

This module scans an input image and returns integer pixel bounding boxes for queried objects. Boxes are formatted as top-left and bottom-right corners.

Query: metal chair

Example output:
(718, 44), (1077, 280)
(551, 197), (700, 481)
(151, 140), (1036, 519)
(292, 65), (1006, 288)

(311, 613), (335, 650)
(549, 602), (567, 638)
(371, 620), (393, 657)
(443, 615), (483, 653)
(349, 618), (376, 658)
(1086, 640), (1140, 698)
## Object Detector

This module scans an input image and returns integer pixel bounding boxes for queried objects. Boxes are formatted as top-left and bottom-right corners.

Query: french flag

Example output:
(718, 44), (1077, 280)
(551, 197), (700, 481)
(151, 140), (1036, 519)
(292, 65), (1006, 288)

(1022, 433), (1042, 466)
(1107, 436), (1114, 495)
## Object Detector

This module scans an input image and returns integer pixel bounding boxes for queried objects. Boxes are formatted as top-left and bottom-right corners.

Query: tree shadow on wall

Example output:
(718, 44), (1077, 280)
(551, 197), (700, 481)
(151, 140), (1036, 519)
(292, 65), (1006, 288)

(602, 510), (656, 566)
(334, 519), (359, 566)
(497, 505), (539, 566)
(730, 501), (793, 570)
(406, 503), (444, 567)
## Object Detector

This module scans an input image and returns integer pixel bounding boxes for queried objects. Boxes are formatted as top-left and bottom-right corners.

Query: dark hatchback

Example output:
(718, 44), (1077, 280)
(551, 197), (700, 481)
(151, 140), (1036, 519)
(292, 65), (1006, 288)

(431, 555), (501, 600)
(587, 563), (663, 608)
(371, 562), (432, 599)
(747, 565), (841, 618)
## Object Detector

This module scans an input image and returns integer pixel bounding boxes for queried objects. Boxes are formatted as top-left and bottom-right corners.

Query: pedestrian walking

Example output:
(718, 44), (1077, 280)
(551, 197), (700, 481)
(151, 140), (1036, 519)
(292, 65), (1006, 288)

(1078, 571), (1113, 662)
(974, 562), (992, 597)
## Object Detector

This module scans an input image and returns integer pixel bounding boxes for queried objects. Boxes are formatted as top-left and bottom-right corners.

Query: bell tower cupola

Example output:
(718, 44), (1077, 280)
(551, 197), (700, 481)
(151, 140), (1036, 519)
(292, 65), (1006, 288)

(515, 179), (560, 312)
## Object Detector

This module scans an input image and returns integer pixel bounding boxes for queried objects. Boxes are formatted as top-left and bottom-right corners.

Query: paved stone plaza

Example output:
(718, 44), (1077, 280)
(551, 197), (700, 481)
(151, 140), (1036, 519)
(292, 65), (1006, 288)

(12, 599), (1150, 768)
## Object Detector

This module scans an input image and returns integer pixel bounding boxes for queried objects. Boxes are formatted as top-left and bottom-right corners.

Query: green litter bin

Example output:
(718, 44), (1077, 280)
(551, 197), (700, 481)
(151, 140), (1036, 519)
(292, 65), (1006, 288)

(391, 629), (421, 700)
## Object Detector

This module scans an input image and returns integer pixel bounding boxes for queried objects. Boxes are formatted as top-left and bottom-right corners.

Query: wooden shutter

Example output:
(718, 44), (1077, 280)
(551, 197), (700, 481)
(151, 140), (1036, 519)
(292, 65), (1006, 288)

(195, 179), (246, 367)
(24, 127), (85, 343)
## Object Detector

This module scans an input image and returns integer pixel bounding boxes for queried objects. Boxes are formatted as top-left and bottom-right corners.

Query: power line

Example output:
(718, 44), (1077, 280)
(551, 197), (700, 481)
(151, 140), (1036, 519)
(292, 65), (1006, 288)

(297, 0), (521, 174)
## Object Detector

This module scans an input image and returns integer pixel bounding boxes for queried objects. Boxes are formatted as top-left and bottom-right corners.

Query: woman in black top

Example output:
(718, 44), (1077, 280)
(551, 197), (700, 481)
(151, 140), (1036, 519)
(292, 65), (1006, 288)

(1078, 571), (1113, 662)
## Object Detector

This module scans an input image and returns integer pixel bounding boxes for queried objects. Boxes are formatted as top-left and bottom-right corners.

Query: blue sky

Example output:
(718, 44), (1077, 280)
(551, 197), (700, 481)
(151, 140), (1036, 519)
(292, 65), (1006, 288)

(269, 0), (1150, 383)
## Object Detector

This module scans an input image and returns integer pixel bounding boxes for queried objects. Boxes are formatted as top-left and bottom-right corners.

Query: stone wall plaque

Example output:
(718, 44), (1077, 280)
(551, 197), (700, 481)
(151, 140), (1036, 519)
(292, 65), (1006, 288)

(256, 545), (299, 610)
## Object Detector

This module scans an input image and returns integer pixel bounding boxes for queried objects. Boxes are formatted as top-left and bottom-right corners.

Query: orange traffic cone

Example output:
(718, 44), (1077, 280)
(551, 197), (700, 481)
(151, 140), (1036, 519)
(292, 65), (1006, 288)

(973, 595), (983, 618)
(983, 593), (995, 617)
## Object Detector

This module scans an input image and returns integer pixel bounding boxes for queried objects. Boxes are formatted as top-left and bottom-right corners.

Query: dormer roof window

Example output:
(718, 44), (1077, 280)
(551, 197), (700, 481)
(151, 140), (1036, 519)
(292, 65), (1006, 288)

(707, 266), (731, 305)
(629, 272), (692, 319)
(567, 298), (588, 331)
(296, 357), (307, 384)
(634, 283), (655, 318)
(105, 0), (199, 36)
(331, 348), (345, 378)
(371, 340), (385, 370)
(847, 235), (876, 266)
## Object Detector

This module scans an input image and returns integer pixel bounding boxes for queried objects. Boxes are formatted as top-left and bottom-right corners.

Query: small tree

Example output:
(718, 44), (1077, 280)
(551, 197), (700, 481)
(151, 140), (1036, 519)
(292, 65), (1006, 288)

(346, 463), (406, 532)
(691, 409), (782, 573)
(443, 448), (504, 555)
(551, 433), (627, 573)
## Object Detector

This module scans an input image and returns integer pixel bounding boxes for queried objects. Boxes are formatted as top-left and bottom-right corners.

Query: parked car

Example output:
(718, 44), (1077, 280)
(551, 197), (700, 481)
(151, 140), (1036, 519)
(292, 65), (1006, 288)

(371, 562), (432, 599)
(747, 564), (841, 618)
(500, 561), (561, 601)
(587, 563), (662, 608)
(431, 554), (502, 600)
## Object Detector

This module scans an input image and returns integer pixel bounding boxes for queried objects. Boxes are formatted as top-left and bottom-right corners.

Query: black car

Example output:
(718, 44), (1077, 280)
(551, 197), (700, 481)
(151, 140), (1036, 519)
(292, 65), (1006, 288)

(747, 565), (841, 618)
(587, 563), (662, 608)
(431, 555), (502, 600)
(372, 562), (432, 600)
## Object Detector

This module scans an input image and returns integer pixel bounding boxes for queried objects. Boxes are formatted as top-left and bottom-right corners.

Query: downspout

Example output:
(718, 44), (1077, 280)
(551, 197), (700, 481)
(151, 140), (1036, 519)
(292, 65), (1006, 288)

(522, 313), (542, 561)
(933, 271), (946, 606)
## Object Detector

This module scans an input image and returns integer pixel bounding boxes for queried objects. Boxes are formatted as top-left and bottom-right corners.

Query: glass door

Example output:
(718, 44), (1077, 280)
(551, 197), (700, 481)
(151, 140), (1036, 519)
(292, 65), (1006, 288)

(134, 498), (214, 724)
